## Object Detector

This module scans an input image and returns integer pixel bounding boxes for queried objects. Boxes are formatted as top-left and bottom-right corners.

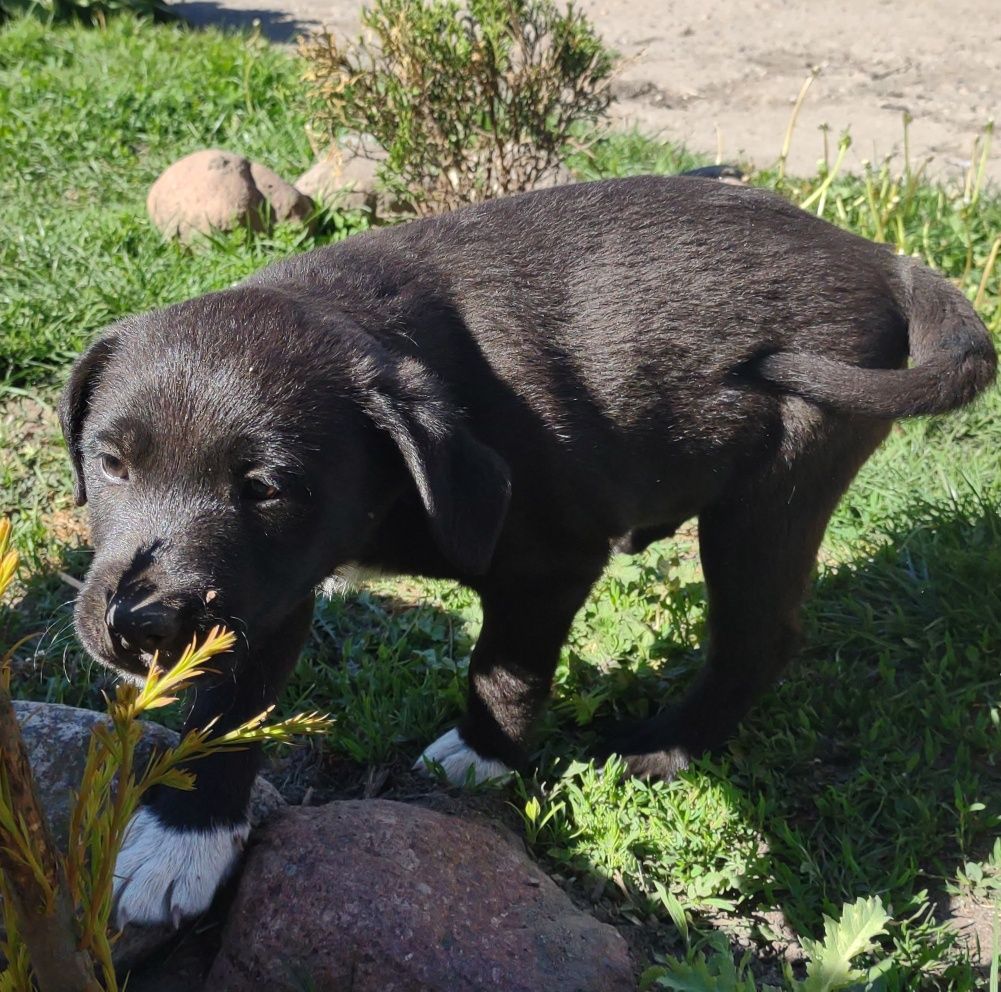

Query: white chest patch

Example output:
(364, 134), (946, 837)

(414, 727), (512, 785)
(113, 807), (250, 929)
(318, 562), (388, 598)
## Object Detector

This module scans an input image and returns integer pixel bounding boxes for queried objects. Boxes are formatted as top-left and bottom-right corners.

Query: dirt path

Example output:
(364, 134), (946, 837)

(173, 0), (1000, 182)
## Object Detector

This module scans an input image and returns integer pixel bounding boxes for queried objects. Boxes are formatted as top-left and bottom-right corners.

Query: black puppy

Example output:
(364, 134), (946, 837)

(61, 176), (996, 927)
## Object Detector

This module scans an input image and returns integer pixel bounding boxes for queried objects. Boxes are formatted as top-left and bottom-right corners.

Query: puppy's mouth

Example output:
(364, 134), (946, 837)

(75, 570), (246, 685)
(79, 578), (226, 681)
(95, 634), (180, 682)
(85, 602), (209, 681)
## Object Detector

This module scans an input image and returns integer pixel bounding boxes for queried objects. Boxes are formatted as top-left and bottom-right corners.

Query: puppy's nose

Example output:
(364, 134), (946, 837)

(105, 594), (184, 657)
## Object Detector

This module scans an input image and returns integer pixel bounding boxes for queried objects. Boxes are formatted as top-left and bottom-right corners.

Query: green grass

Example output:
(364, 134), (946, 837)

(1, 14), (1000, 991)
(0, 15), (360, 387)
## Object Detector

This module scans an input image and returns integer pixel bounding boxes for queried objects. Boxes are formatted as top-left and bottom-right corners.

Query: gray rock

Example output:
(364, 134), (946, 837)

(293, 133), (417, 218)
(206, 799), (633, 991)
(295, 153), (381, 213)
(248, 161), (314, 226)
(2, 700), (284, 970)
(147, 149), (313, 242)
(531, 163), (576, 189)
(338, 132), (385, 159)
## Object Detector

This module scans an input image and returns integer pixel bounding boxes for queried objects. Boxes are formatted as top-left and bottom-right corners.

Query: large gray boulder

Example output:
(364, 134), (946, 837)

(207, 799), (633, 991)
(4, 700), (284, 970)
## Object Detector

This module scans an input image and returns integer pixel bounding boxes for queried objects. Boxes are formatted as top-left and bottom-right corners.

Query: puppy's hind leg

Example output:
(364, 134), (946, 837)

(604, 418), (890, 779)
(416, 569), (600, 785)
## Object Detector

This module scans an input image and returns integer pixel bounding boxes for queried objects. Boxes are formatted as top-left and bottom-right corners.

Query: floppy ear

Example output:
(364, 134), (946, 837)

(59, 334), (119, 506)
(362, 358), (511, 576)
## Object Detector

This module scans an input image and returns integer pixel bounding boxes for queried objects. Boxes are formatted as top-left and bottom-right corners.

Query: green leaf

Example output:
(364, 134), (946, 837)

(800, 895), (891, 992)
(652, 880), (689, 947)
(638, 948), (767, 991)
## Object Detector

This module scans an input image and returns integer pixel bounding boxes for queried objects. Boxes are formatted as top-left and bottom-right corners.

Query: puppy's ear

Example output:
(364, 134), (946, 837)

(59, 334), (118, 506)
(362, 358), (511, 575)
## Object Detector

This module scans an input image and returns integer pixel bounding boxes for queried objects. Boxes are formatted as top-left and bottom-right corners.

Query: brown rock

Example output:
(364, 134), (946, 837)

(147, 149), (264, 242)
(248, 161), (314, 225)
(148, 150), (314, 242)
(207, 800), (633, 992)
(2, 701), (285, 970)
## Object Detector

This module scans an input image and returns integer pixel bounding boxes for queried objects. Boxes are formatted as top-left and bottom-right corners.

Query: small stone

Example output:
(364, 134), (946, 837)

(248, 162), (314, 225)
(207, 800), (634, 991)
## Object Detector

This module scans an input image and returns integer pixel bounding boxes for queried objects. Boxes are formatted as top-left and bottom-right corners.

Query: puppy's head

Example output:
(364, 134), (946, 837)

(61, 286), (510, 679)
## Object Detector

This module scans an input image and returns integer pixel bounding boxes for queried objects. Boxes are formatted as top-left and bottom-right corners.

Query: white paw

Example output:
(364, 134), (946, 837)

(414, 727), (512, 785)
(113, 807), (249, 929)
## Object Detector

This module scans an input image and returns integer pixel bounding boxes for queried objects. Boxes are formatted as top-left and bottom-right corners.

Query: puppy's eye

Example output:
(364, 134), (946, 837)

(242, 476), (280, 502)
(100, 454), (129, 482)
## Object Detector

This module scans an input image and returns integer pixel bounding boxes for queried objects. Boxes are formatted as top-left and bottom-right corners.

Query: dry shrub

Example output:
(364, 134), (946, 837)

(299, 0), (616, 215)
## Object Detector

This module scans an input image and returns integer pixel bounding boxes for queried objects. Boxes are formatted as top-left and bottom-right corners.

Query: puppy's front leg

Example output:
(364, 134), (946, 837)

(417, 573), (598, 785)
(113, 597), (314, 929)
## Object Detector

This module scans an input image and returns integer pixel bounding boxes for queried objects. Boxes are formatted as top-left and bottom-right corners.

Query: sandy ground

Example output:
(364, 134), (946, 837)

(170, 0), (1001, 183)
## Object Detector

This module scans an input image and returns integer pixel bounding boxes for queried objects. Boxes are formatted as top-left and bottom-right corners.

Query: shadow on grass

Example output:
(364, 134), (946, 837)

(767, 497), (998, 856)
(590, 493), (999, 984)
(735, 493), (1001, 980)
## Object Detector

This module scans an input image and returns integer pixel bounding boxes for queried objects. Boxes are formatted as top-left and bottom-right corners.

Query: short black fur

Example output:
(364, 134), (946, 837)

(62, 176), (996, 839)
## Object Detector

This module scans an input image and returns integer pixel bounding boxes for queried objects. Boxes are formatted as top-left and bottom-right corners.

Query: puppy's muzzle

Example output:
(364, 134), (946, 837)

(105, 590), (195, 663)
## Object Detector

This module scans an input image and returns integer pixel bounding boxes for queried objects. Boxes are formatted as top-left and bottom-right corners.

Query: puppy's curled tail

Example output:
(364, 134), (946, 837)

(753, 258), (997, 418)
